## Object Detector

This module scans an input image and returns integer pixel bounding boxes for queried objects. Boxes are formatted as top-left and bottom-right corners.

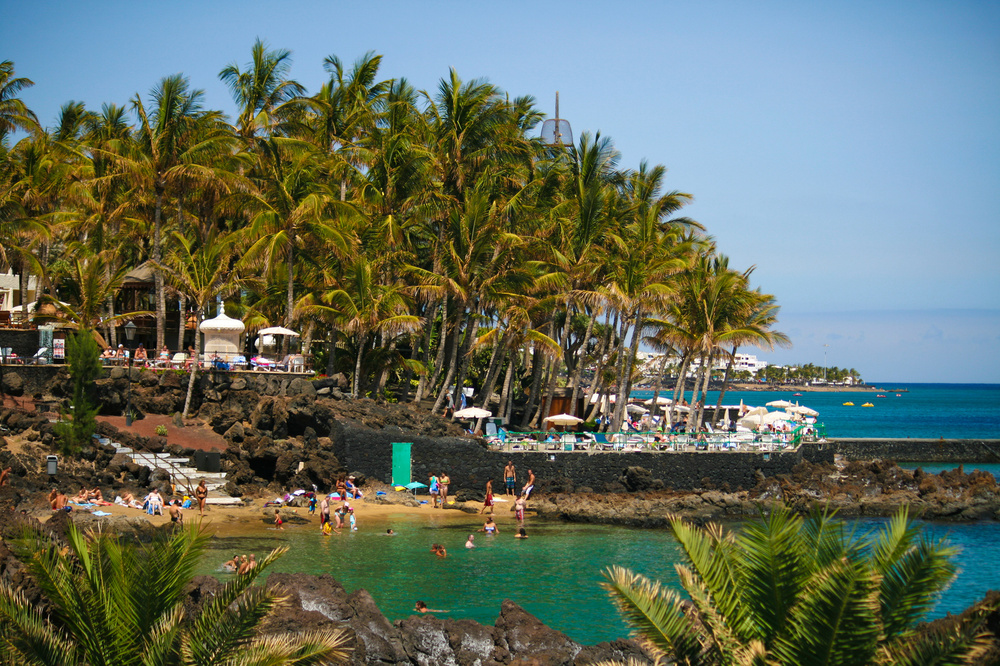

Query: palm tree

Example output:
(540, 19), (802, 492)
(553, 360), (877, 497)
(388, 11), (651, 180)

(159, 228), (239, 418)
(0, 522), (351, 665)
(602, 506), (991, 665)
(219, 38), (304, 147)
(124, 74), (221, 349)
(0, 60), (39, 141)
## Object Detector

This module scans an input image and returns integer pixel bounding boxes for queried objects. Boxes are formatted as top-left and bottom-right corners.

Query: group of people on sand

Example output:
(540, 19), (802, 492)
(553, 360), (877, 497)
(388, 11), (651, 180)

(482, 462), (534, 516)
(318, 495), (356, 534)
(427, 472), (451, 508)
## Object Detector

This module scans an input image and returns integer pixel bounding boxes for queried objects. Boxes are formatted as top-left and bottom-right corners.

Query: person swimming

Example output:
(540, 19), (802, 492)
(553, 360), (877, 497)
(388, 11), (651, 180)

(465, 534), (475, 549)
(479, 517), (499, 534)
(414, 600), (447, 613)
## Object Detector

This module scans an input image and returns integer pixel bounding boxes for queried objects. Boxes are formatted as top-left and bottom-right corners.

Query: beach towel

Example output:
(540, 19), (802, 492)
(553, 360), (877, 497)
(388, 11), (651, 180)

(93, 510), (112, 516)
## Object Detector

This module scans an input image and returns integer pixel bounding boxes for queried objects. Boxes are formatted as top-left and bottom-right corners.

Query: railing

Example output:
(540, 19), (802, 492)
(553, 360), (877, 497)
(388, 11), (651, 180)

(488, 425), (826, 454)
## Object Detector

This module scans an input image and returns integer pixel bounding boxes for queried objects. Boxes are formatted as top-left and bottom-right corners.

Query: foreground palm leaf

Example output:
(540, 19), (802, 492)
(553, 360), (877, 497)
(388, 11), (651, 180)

(602, 506), (993, 666)
(0, 522), (351, 665)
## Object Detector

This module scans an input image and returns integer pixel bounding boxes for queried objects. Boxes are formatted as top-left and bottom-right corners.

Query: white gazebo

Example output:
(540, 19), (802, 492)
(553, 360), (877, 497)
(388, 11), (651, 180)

(199, 310), (246, 362)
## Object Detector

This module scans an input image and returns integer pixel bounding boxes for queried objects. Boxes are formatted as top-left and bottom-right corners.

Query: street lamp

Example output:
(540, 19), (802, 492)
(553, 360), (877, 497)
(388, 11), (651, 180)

(124, 321), (136, 426)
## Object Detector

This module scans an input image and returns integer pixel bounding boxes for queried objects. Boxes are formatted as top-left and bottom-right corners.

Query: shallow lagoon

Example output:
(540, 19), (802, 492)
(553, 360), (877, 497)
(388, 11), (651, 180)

(198, 512), (1000, 645)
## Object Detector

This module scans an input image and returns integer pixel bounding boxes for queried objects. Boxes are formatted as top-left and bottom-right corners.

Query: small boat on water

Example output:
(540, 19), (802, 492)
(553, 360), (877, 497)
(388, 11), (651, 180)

(843, 402), (854, 406)
(862, 402), (874, 407)
(896, 393), (902, 397)
(876, 394), (886, 398)
(793, 392), (802, 396)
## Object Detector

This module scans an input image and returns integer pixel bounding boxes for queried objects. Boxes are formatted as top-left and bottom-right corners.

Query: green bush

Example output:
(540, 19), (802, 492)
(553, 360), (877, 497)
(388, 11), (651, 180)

(53, 331), (102, 455)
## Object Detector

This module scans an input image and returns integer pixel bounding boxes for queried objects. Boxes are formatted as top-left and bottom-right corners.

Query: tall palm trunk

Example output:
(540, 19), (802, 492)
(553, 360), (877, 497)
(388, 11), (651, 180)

(649, 353), (669, 421)
(583, 317), (615, 424)
(283, 234), (295, 356)
(611, 309), (640, 432)
(712, 346), (737, 424)
(413, 300), (441, 403)
(498, 356), (516, 421)
(452, 303), (480, 409)
(520, 339), (546, 428)
(476, 329), (508, 409)
(352, 332), (367, 396)
(153, 187), (166, 350)
(540, 298), (573, 423)
(176, 294), (186, 352)
(670, 351), (691, 424)
(431, 306), (463, 414)
(567, 310), (595, 417)
(182, 309), (203, 418)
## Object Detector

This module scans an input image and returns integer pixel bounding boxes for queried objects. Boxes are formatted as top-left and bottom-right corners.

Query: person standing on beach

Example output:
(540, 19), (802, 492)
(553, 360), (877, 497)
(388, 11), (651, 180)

(438, 472), (450, 507)
(168, 500), (183, 525)
(504, 461), (516, 496)
(480, 479), (494, 514)
(523, 470), (536, 500)
(274, 509), (284, 530)
(515, 494), (526, 525)
(194, 479), (208, 517)
(428, 473), (440, 508)
(320, 496), (330, 531)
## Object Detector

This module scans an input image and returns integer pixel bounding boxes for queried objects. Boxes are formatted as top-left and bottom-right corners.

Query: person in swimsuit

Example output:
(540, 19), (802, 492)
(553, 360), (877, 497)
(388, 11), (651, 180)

(515, 495), (526, 525)
(515, 527), (528, 539)
(438, 472), (450, 507)
(320, 496), (330, 530)
(414, 601), (448, 613)
(522, 469), (536, 500)
(430, 543), (447, 558)
(195, 479), (208, 517)
(504, 461), (516, 496)
(335, 475), (347, 499)
(274, 509), (284, 530)
(168, 500), (183, 524)
(428, 473), (440, 508)
(479, 517), (499, 534)
(480, 478), (494, 514)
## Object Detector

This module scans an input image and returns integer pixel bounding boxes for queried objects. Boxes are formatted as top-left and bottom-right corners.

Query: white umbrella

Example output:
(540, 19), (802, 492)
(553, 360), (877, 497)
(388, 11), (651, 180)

(788, 405), (819, 417)
(626, 403), (648, 415)
(739, 413), (767, 427)
(744, 406), (768, 418)
(543, 413), (584, 425)
(643, 396), (672, 406)
(763, 411), (795, 424)
(258, 326), (300, 336)
(453, 406), (492, 419)
(766, 399), (796, 408)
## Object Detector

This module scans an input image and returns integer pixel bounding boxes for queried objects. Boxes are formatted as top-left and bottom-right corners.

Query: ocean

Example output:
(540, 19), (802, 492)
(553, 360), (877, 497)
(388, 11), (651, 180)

(631, 382), (1000, 440)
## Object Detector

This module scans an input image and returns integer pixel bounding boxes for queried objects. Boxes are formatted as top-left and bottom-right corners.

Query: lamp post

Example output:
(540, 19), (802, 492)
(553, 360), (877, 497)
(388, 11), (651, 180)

(124, 321), (136, 426)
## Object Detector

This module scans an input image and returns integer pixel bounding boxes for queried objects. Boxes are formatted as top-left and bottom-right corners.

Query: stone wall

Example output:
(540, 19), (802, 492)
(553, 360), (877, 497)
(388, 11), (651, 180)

(333, 427), (810, 492)
(824, 438), (1000, 463)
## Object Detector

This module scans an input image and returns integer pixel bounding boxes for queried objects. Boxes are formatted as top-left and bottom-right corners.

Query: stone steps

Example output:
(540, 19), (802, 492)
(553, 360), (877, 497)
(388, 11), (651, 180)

(106, 440), (233, 500)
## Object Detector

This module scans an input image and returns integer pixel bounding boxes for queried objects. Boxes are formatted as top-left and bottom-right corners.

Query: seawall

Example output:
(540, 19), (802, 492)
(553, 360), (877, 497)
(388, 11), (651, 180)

(333, 428), (836, 492)
(825, 438), (1000, 463)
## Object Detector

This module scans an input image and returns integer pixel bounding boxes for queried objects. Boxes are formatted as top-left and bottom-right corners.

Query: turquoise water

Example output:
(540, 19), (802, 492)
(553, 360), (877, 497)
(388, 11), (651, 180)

(199, 513), (1000, 645)
(633, 383), (1000, 439)
(897, 462), (1000, 480)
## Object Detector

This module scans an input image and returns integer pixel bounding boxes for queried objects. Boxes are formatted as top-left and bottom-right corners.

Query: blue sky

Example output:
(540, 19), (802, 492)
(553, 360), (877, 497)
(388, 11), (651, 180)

(4, 0), (999, 382)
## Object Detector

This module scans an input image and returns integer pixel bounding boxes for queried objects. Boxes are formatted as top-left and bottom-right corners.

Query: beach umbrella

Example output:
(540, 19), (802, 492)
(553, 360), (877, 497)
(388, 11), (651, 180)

(763, 411), (795, 424)
(404, 481), (427, 496)
(744, 406), (768, 417)
(543, 413), (584, 426)
(626, 403), (648, 415)
(589, 393), (616, 403)
(453, 406), (492, 419)
(788, 405), (819, 417)
(739, 413), (766, 427)
(766, 399), (796, 408)
(643, 396), (672, 406)
(258, 326), (300, 336)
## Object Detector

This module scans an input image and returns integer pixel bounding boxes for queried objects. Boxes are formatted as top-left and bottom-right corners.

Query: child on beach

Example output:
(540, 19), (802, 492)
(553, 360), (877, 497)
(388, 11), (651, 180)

(348, 507), (356, 531)
(515, 495), (526, 525)
(308, 495), (317, 514)
(274, 509), (284, 530)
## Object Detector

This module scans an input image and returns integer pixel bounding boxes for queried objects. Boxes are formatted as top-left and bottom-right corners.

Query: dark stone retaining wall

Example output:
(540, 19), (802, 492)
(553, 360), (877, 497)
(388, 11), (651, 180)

(825, 438), (1000, 463)
(1, 364), (61, 395)
(334, 428), (836, 492)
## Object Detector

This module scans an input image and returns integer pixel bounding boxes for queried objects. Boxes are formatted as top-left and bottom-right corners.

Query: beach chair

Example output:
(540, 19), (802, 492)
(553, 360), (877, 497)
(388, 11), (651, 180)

(170, 353), (187, 369)
(30, 347), (49, 365)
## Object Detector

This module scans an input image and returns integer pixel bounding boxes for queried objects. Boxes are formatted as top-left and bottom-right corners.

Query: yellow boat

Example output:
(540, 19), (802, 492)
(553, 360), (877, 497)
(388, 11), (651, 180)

(843, 401), (854, 406)
(862, 402), (874, 407)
